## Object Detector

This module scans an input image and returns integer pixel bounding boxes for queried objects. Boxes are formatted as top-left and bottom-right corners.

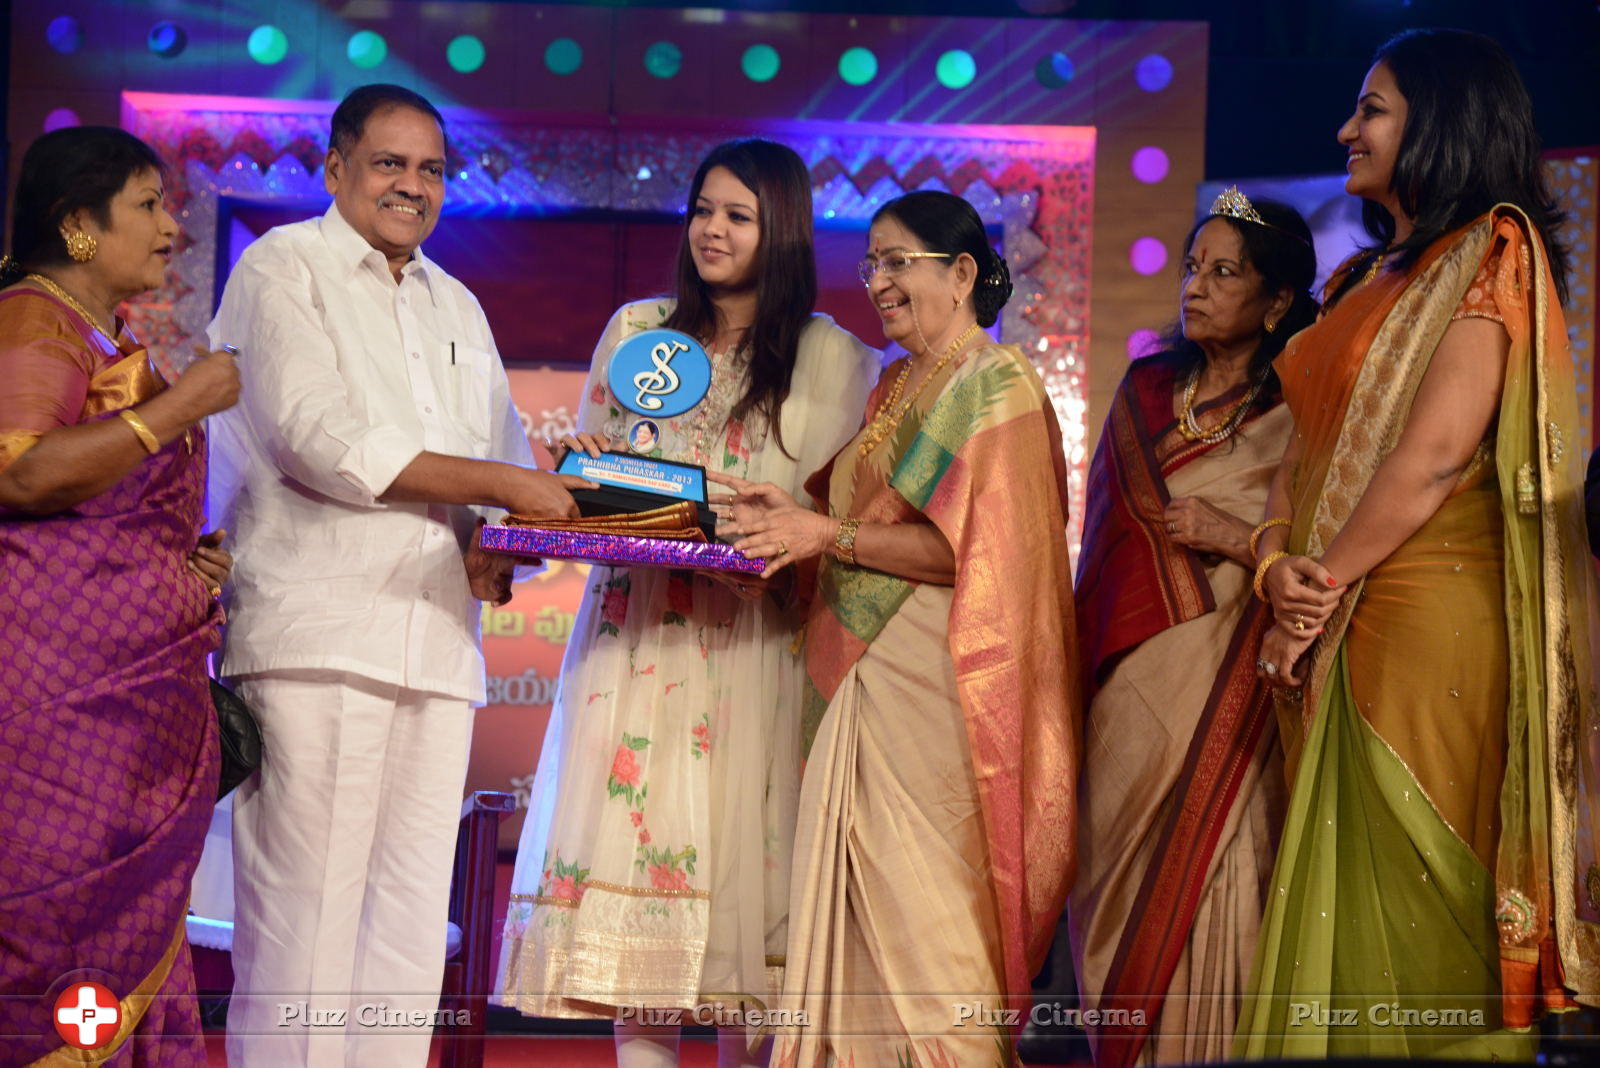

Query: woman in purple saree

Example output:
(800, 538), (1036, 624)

(0, 127), (240, 1066)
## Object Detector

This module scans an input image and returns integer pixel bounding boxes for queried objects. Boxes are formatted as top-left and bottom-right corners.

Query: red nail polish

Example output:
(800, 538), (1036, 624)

(1325, 576), (1338, 587)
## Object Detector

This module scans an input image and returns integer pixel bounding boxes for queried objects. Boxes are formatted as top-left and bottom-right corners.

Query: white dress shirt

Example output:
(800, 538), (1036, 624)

(207, 203), (534, 702)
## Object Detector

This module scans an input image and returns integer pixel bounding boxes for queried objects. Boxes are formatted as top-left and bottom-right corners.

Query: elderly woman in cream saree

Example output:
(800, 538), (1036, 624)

(713, 189), (1080, 1067)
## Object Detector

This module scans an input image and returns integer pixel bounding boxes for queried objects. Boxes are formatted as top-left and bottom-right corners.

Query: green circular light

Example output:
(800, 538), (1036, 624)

(644, 41), (681, 80)
(447, 35), (485, 74)
(545, 37), (582, 76)
(347, 30), (387, 70)
(741, 43), (780, 83)
(838, 47), (878, 86)
(935, 49), (977, 90)
(247, 25), (288, 66)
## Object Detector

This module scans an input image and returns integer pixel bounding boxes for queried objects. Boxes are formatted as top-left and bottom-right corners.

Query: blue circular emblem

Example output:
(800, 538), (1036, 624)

(607, 329), (712, 419)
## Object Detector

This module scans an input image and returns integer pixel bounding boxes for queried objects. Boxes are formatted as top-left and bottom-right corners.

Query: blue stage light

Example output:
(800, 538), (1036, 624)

(1136, 54), (1173, 92)
(148, 22), (187, 58)
(839, 47), (878, 86)
(644, 41), (682, 79)
(47, 15), (84, 55)
(248, 25), (288, 66)
(742, 44), (780, 83)
(936, 50), (977, 90)
(447, 35), (485, 74)
(348, 30), (388, 70)
(545, 37), (583, 76)
(1035, 51), (1073, 88)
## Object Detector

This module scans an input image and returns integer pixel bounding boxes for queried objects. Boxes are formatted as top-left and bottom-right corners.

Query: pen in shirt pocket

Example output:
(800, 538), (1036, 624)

(450, 341), (455, 365)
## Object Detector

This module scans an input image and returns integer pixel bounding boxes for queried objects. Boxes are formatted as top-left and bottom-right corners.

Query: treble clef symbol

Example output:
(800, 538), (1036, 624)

(633, 340), (688, 411)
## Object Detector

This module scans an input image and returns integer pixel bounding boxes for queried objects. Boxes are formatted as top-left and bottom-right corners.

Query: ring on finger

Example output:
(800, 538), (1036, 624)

(1166, 520), (1178, 533)
(1294, 614), (1306, 632)
(1264, 661), (1279, 677)
(778, 541), (789, 557)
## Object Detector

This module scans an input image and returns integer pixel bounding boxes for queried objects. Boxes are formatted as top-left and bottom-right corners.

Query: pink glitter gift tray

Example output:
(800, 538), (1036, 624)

(481, 524), (767, 574)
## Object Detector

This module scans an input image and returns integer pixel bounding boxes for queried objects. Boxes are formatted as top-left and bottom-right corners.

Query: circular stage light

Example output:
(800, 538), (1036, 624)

(545, 37), (583, 76)
(1131, 146), (1169, 184)
(644, 41), (682, 80)
(839, 46), (878, 86)
(248, 25), (288, 66)
(347, 30), (387, 70)
(1129, 237), (1168, 276)
(936, 49), (977, 90)
(1135, 53), (1173, 92)
(447, 35), (485, 74)
(47, 15), (84, 55)
(44, 108), (81, 133)
(148, 21), (187, 58)
(742, 44), (780, 83)
(1126, 328), (1161, 360)
(1034, 51), (1074, 88)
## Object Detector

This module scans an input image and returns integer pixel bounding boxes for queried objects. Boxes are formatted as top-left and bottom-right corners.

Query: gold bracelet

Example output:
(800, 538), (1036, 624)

(833, 517), (862, 565)
(119, 409), (160, 455)
(1253, 551), (1287, 603)
(1248, 517), (1293, 560)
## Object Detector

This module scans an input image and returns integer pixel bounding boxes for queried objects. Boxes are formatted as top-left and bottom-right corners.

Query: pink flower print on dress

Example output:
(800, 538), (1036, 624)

(548, 874), (581, 902)
(629, 810), (643, 827)
(723, 419), (750, 469)
(638, 828), (651, 845)
(606, 733), (650, 808)
(663, 574), (693, 626)
(610, 745), (641, 788)
(649, 864), (691, 892)
(691, 712), (711, 759)
(601, 589), (627, 630)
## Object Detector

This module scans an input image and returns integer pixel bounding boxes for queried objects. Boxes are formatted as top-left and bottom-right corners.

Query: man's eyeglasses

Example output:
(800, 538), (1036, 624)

(857, 251), (952, 286)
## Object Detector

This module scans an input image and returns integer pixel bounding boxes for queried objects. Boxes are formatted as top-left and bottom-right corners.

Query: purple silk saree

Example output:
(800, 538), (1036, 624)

(0, 289), (220, 1066)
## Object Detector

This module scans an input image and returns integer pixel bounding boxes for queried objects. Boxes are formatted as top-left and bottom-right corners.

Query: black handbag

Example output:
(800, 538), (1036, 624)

(210, 679), (263, 800)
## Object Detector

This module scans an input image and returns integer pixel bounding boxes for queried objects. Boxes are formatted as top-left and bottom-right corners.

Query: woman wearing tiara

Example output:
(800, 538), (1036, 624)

(714, 189), (1079, 1066)
(1069, 190), (1318, 1066)
(493, 139), (878, 1067)
(1239, 29), (1597, 1059)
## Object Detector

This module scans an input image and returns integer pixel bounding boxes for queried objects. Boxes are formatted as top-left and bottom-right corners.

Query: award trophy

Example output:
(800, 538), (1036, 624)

(481, 329), (765, 574)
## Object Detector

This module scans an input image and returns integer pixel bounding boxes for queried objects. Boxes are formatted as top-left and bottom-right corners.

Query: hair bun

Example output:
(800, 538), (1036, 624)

(974, 251), (1013, 328)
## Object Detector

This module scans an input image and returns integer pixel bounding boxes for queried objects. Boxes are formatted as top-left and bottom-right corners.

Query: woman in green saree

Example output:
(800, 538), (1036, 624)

(1239, 28), (1599, 1060)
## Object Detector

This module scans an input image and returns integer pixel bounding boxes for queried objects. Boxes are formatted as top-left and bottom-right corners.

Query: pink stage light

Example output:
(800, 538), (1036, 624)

(1131, 146), (1168, 184)
(1129, 237), (1167, 276)
(44, 108), (81, 133)
(1127, 328), (1162, 360)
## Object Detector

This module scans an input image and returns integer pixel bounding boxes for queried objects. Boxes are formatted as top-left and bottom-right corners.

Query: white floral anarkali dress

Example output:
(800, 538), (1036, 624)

(494, 300), (878, 1017)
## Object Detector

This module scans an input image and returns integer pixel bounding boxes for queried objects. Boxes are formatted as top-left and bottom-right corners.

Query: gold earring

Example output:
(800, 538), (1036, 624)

(954, 295), (964, 309)
(63, 231), (97, 263)
(1265, 319), (1278, 334)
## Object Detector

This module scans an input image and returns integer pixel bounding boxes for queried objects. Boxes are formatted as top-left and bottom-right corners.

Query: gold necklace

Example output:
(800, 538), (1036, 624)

(1178, 364), (1268, 444)
(26, 273), (116, 341)
(857, 323), (983, 458)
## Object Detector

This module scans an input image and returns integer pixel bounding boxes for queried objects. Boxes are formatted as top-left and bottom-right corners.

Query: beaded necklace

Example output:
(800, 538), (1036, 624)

(1177, 363), (1269, 444)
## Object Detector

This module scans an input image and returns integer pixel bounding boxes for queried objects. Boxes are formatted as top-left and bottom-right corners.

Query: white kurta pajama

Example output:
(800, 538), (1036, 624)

(207, 203), (535, 1068)
(494, 300), (878, 1020)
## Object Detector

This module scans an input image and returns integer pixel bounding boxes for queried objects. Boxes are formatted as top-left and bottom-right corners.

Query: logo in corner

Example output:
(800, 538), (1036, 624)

(54, 981), (120, 1050)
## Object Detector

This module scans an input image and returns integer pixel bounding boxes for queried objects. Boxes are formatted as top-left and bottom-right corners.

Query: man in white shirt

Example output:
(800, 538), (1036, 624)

(207, 84), (585, 1067)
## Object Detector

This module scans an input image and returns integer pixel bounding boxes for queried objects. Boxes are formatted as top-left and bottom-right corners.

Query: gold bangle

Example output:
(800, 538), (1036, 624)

(119, 409), (160, 455)
(1253, 551), (1288, 603)
(833, 517), (861, 565)
(1248, 517), (1293, 560)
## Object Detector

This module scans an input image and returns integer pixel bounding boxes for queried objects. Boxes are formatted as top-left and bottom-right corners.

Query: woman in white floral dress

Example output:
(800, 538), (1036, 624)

(494, 139), (878, 1067)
